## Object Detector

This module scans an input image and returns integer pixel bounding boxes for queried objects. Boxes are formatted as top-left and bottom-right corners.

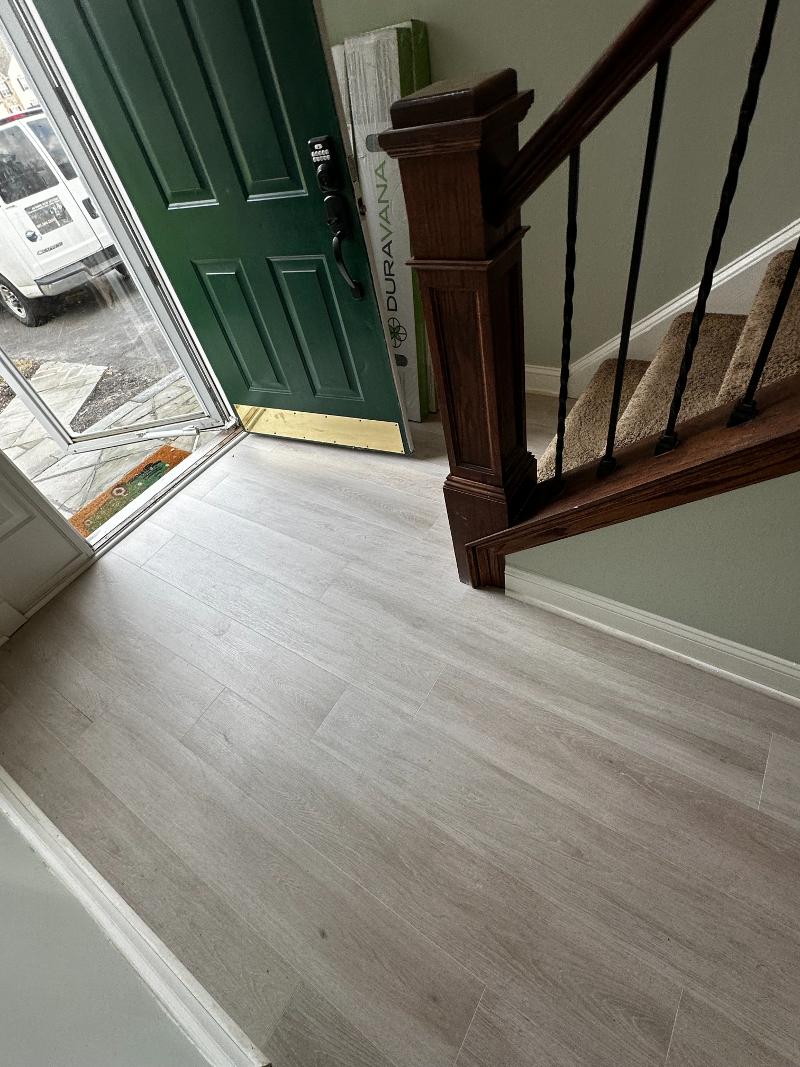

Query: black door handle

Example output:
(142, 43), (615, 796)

(309, 137), (364, 301)
(324, 193), (363, 300)
(331, 233), (363, 299)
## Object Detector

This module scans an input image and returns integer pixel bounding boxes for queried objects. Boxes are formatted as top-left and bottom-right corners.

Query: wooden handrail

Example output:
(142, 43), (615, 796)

(466, 372), (800, 587)
(493, 0), (718, 222)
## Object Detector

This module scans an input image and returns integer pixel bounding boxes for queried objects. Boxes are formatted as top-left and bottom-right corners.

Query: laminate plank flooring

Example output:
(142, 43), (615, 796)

(0, 709), (298, 1049)
(315, 688), (800, 1058)
(760, 733), (800, 830)
(70, 706), (484, 1067)
(320, 565), (770, 804)
(1, 404), (799, 1067)
(152, 492), (349, 599)
(664, 993), (798, 1066)
(144, 533), (444, 715)
(183, 690), (680, 1066)
(112, 519), (174, 567)
(265, 983), (398, 1067)
(62, 556), (347, 738)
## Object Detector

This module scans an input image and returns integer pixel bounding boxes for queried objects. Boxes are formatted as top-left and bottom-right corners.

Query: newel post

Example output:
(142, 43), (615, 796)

(379, 70), (536, 583)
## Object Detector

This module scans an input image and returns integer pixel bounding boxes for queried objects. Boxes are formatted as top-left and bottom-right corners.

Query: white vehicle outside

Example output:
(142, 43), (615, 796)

(0, 106), (121, 325)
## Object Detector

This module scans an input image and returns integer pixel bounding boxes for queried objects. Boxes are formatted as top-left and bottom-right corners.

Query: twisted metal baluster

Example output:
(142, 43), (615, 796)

(598, 53), (670, 476)
(655, 0), (781, 455)
(554, 147), (580, 485)
(729, 241), (800, 425)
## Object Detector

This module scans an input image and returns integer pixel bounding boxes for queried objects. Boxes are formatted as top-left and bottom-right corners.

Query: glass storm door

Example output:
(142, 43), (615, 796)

(27, 0), (409, 453)
(0, 104), (227, 455)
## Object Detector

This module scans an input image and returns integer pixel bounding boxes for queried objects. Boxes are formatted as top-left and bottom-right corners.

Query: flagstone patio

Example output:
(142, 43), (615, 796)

(0, 359), (209, 520)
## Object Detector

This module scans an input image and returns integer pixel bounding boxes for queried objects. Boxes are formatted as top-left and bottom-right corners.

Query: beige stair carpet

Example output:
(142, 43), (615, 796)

(717, 247), (800, 404)
(538, 358), (648, 480)
(614, 311), (745, 450)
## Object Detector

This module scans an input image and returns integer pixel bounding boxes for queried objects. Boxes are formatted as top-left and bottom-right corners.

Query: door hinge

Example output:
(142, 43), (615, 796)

(144, 261), (162, 289)
(52, 81), (75, 120)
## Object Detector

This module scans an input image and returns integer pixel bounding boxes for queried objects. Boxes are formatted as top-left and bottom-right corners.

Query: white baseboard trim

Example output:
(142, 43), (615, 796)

(525, 364), (561, 396)
(0, 766), (269, 1067)
(505, 566), (800, 707)
(0, 600), (25, 640)
(525, 216), (800, 398)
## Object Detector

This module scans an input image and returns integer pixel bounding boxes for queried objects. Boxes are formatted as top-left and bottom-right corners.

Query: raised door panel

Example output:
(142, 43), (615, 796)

(195, 256), (365, 409)
(75, 0), (303, 208)
(0, 488), (34, 542)
(0, 454), (91, 618)
(194, 259), (291, 398)
(75, 0), (216, 208)
(180, 0), (303, 199)
(270, 257), (362, 402)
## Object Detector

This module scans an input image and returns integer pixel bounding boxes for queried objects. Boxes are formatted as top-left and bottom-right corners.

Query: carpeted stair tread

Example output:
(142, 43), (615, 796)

(538, 358), (649, 480)
(614, 311), (745, 450)
(716, 248), (800, 405)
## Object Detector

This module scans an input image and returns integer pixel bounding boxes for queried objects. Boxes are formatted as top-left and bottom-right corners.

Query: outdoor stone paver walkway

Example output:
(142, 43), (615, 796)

(1, 360), (206, 520)
(0, 361), (105, 481)
(84, 369), (201, 433)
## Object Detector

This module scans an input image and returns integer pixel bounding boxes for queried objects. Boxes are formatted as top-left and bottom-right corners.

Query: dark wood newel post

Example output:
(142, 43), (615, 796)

(379, 70), (536, 584)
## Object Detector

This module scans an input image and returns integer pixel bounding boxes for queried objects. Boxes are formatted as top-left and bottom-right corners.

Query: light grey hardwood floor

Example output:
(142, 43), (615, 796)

(1, 399), (799, 1066)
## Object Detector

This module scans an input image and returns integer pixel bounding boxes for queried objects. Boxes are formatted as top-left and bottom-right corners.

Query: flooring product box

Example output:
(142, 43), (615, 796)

(341, 20), (434, 422)
(330, 43), (354, 161)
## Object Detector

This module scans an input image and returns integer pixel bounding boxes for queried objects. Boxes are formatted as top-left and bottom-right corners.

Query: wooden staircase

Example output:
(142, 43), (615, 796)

(379, 0), (799, 589)
(468, 372), (800, 586)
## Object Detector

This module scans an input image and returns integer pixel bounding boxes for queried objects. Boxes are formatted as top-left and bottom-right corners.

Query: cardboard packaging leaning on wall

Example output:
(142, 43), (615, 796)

(340, 21), (434, 422)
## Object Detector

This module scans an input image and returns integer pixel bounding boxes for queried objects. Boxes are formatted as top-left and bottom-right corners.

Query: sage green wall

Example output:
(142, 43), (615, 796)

(320, 0), (800, 368)
(508, 473), (800, 662)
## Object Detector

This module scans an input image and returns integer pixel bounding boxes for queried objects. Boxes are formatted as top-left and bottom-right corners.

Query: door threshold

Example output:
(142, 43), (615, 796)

(89, 424), (244, 557)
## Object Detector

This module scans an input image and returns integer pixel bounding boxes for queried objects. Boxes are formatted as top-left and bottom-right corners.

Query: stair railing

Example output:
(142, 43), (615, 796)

(379, 0), (792, 585)
(655, 0), (781, 454)
(729, 239), (800, 425)
(597, 53), (669, 477)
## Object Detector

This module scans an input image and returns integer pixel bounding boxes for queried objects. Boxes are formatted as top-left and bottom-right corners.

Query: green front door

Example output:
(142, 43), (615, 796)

(35, 0), (408, 452)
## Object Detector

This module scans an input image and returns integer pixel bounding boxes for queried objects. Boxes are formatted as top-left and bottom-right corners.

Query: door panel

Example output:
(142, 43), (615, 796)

(195, 259), (292, 397)
(36, 0), (407, 451)
(76, 0), (216, 208)
(0, 450), (91, 631)
(271, 257), (361, 400)
(179, 0), (303, 199)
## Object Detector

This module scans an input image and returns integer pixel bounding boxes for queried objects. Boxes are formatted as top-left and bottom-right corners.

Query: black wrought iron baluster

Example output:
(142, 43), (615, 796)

(729, 241), (800, 425)
(655, 0), (781, 455)
(554, 147), (580, 485)
(598, 53), (670, 477)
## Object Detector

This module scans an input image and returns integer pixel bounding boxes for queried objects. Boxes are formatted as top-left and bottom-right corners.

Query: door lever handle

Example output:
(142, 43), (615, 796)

(331, 232), (363, 299)
(324, 193), (363, 300)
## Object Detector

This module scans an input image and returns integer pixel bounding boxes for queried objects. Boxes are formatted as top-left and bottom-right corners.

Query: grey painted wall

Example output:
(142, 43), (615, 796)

(0, 812), (208, 1067)
(508, 472), (800, 662)
(320, 0), (800, 367)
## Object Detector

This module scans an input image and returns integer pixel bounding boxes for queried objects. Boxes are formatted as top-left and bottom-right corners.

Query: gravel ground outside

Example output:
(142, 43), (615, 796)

(0, 274), (178, 379)
(0, 358), (40, 413)
(0, 274), (186, 431)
